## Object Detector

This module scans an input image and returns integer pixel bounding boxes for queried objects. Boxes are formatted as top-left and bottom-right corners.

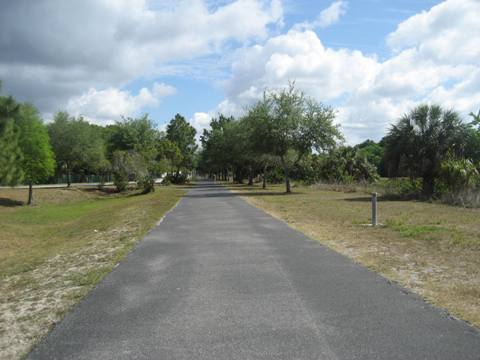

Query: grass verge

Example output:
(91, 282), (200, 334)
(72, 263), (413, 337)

(227, 182), (480, 328)
(0, 186), (185, 359)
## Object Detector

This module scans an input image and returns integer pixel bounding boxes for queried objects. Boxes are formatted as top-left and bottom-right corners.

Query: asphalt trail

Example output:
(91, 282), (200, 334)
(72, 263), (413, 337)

(29, 182), (480, 359)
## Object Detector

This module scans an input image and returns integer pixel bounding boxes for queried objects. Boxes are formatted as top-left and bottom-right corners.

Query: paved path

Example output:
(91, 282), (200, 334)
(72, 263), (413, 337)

(30, 182), (480, 359)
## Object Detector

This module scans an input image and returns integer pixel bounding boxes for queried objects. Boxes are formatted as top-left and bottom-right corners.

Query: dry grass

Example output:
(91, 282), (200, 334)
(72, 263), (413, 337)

(0, 186), (185, 359)
(228, 182), (480, 328)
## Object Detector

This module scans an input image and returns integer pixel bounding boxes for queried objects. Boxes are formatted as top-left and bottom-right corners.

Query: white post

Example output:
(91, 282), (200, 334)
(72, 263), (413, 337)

(372, 192), (378, 227)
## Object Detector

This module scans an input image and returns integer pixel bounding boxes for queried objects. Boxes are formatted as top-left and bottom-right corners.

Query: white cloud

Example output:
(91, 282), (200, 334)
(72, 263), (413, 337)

(217, 0), (480, 143)
(387, 0), (480, 65)
(295, 0), (348, 30)
(190, 112), (213, 140)
(0, 0), (283, 116)
(65, 82), (176, 124)
(317, 0), (348, 28)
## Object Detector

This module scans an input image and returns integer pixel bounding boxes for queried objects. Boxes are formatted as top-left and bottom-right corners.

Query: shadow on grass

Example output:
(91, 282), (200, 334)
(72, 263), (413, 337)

(0, 197), (24, 207)
(81, 187), (118, 195)
(343, 194), (419, 202)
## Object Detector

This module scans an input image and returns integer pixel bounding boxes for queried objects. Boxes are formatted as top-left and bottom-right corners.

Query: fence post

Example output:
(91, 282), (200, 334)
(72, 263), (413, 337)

(372, 192), (378, 226)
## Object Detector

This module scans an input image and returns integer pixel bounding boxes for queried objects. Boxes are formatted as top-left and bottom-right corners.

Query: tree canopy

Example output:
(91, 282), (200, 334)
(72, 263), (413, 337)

(384, 104), (470, 197)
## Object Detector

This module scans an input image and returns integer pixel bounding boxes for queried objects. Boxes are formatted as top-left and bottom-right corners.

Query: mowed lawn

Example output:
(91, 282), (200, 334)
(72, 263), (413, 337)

(228, 183), (480, 328)
(0, 186), (185, 359)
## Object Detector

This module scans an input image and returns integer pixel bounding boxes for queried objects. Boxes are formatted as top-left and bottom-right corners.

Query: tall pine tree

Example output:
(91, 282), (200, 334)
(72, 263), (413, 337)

(0, 96), (24, 186)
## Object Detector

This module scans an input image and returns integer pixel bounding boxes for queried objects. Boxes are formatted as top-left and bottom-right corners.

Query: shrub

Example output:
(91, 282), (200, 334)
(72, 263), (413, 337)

(438, 158), (479, 194)
(317, 147), (379, 184)
(112, 150), (148, 192)
(137, 175), (155, 194)
(381, 178), (422, 199)
(164, 172), (189, 184)
(113, 172), (128, 192)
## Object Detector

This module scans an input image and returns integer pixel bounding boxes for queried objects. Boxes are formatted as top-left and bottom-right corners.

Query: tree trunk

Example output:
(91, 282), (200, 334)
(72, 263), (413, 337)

(281, 157), (291, 193)
(248, 167), (253, 186)
(27, 182), (33, 205)
(422, 176), (435, 199)
(235, 168), (244, 184)
(262, 165), (267, 189)
(67, 169), (71, 187)
(285, 172), (291, 193)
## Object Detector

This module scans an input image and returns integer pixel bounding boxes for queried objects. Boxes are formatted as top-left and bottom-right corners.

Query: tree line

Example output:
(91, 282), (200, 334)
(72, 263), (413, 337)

(0, 84), (197, 204)
(198, 84), (480, 201)
(2, 81), (480, 204)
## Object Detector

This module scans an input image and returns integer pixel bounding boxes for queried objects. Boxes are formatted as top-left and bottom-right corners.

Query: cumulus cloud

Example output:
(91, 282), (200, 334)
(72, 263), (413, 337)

(387, 0), (479, 65)
(190, 112), (213, 141)
(65, 83), (176, 124)
(217, 0), (480, 143)
(0, 0), (283, 116)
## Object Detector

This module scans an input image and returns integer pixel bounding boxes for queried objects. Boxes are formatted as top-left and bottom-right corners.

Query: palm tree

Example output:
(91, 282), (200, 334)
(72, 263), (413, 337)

(384, 104), (469, 198)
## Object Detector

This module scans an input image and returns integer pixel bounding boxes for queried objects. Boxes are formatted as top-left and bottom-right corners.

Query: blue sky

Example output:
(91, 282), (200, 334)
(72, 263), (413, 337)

(1, 0), (479, 144)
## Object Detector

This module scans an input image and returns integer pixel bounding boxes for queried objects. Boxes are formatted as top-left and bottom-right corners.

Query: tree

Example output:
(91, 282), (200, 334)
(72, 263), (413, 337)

(166, 114), (197, 181)
(465, 110), (480, 163)
(106, 115), (161, 189)
(16, 104), (55, 204)
(48, 112), (109, 186)
(247, 84), (342, 193)
(0, 96), (24, 186)
(111, 150), (148, 192)
(156, 136), (183, 175)
(384, 104), (470, 198)
(355, 139), (385, 176)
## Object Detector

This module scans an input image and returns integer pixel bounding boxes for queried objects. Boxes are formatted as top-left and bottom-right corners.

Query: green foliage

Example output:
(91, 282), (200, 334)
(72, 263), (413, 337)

(106, 115), (159, 162)
(245, 83), (343, 192)
(381, 178), (422, 199)
(16, 104), (55, 185)
(0, 96), (24, 185)
(48, 112), (109, 184)
(199, 115), (250, 182)
(469, 110), (480, 127)
(164, 172), (189, 184)
(166, 113), (197, 172)
(384, 104), (470, 198)
(137, 175), (155, 194)
(355, 139), (385, 176)
(317, 146), (379, 183)
(438, 157), (479, 194)
(111, 151), (148, 192)
(465, 111), (480, 163)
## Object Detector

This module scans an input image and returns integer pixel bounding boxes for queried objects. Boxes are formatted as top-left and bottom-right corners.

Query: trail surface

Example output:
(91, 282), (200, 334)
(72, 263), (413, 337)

(29, 182), (480, 359)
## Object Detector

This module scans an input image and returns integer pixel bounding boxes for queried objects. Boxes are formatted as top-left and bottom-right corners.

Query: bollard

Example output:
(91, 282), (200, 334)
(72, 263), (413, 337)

(371, 192), (378, 226)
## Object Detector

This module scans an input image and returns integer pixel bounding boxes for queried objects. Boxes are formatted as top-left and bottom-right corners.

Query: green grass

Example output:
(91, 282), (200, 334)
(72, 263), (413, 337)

(385, 219), (446, 240)
(0, 188), (184, 277)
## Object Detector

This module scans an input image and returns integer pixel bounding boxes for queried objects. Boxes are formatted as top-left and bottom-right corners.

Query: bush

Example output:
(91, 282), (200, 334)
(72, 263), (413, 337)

(317, 147), (379, 184)
(112, 150), (148, 192)
(381, 178), (422, 199)
(113, 172), (128, 192)
(438, 158), (479, 194)
(137, 175), (155, 194)
(265, 166), (284, 184)
(436, 158), (480, 207)
(164, 172), (189, 184)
